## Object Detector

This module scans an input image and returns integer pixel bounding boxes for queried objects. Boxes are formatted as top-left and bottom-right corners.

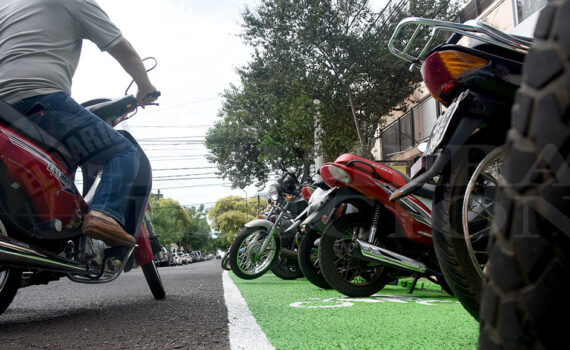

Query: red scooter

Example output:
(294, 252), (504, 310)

(0, 89), (165, 316)
(300, 153), (450, 297)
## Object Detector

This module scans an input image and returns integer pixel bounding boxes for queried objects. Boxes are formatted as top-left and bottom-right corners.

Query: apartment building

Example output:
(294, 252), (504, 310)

(372, 0), (546, 171)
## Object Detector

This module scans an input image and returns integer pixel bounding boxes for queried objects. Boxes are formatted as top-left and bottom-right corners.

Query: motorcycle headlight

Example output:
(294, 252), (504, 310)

(268, 185), (280, 201)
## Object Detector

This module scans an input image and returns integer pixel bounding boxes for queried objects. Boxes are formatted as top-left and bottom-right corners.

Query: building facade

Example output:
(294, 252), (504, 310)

(372, 0), (546, 171)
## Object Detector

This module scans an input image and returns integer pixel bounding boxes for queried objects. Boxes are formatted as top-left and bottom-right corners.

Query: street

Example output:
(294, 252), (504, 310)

(0, 260), (229, 350)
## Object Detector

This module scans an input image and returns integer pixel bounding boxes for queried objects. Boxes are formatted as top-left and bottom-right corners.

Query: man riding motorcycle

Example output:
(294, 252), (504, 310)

(0, 0), (158, 246)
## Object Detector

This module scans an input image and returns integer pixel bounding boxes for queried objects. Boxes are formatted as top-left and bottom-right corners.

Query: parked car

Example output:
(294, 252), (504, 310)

(171, 253), (182, 265)
(185, 253), (193, 263)
(177, 252), (188, 264)
(154, 246), (170, 267)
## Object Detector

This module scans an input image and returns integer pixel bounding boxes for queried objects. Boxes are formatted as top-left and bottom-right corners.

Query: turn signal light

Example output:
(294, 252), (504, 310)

(421, 50), (489, 104)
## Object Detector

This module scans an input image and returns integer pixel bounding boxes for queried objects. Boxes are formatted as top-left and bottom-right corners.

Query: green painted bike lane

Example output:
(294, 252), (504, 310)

(229, 273), (478, 350)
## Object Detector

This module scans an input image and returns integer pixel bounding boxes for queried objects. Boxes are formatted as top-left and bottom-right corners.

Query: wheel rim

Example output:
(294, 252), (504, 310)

(332, 224), (384, 286)
(236, 229), (277, 275)
(462, 146), (504, 279)
(0, 219), (9, 291)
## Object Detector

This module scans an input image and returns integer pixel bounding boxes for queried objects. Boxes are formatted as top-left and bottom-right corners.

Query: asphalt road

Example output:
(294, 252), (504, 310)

(0, 259), (230, 350)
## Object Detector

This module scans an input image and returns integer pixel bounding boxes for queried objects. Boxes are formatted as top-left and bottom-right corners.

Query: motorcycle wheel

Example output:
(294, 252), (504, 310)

(297, 231), (331, 289)
(141, 260), (166, 300)
(479, 2), (570, 348)
(229, 225), (279, 280)
(221, 253), (231, 271)
(269, 254), (303, 280)
(0, 219), (21, 316)
(432, 137), (504, 320)
(318, 213), (391, 297)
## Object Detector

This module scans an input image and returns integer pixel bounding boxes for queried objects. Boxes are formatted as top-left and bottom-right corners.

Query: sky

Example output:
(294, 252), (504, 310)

(73, 0), (388, 209)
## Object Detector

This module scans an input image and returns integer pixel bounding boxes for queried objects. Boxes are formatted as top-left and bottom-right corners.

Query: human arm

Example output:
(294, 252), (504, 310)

(107, 39), (158, 107)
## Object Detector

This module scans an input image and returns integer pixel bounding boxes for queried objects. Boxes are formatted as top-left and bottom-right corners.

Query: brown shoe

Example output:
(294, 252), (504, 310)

(82, 212), (136, 247)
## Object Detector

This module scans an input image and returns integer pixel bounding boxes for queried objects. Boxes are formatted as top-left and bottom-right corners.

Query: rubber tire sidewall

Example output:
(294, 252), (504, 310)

(141, 260), (166, 300)
(0, 268), (21, 316)
(432, 138), (504, 320)
(269, 253), (303, 280)
(298, 230), (331, 289)
(318, 213), (390, 297)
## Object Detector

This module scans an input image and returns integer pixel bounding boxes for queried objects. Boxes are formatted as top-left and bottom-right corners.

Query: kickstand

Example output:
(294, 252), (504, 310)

(408, 276), (419, 294)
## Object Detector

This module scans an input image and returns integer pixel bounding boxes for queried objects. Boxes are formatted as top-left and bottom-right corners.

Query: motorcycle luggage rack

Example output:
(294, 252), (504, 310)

(388, 17), (533, 71)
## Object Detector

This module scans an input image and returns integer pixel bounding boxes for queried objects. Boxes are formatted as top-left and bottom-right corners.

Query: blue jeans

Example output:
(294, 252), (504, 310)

(10, 92), (139, 226)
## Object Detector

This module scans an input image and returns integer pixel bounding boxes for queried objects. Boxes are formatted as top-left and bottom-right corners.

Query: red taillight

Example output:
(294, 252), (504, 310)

(301, 186), (314, 202)
(320, 164), (351, 188)
(421, 50), (489, 104)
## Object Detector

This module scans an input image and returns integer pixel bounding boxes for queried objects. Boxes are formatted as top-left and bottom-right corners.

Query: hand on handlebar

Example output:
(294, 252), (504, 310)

(136, 86), (160, 108)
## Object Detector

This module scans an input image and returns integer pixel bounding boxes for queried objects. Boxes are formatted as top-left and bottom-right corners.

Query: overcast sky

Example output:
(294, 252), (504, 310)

(73, 0), (387, 209)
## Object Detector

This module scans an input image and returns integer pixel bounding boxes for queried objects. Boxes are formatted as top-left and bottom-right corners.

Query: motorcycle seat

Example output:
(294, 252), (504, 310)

(0, 98), (74, 170)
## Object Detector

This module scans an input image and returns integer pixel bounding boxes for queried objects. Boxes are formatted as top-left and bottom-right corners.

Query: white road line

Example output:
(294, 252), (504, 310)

(222, 271), (275, 350)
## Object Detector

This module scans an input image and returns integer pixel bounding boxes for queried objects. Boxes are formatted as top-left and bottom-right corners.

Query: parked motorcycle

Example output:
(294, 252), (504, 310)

(479, 2), (570, 348)
(228, 159), (306, 280)
(0, 74), (165, 315)
(299, 154), (450, 297)
(388, 17), (531, 318)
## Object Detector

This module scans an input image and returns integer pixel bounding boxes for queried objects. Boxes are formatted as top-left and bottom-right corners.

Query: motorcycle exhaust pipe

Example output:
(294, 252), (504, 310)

(280, 248), (297, 261)
(0, 236), (88, 274)
(352, 240), (427, 274)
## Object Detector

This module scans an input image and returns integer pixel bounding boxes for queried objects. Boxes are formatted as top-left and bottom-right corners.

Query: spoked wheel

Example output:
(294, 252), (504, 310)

(318, 213), (391, 297)
(141, 260), (166, 300)
(0, 219), (21, 315)
(432, 140), (504, 320)
(229, 225), (279, 280)
(298, 231), (331, 289)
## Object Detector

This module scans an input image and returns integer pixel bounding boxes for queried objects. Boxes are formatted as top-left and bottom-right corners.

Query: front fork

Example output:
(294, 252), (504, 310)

(256, 200), (290, 254)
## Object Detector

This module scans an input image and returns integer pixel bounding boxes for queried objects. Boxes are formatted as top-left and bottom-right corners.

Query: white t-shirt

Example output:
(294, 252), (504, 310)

(0, 0), (123, 103)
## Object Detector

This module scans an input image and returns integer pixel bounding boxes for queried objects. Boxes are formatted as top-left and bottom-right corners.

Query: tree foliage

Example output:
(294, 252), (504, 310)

(206, 0), (462, 187)
(148, 195), (213, 252)
(208, 195), (258, 246)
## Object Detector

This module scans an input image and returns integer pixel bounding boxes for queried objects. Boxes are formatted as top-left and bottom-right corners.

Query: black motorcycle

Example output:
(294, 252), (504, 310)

(388, 17), (531, 319)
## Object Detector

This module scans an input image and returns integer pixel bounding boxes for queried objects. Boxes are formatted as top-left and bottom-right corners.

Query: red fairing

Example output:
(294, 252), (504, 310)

(0, 126), (87, 231)
(334, 154), (409, 188)
(330, 154), (432, 245)
(134, 221), (154, 265)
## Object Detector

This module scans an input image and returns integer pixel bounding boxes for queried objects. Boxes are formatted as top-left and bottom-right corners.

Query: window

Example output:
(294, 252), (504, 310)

(380, 97), (440, 159)
(514, 0), (547, 24)
(459, 0), (495, 22)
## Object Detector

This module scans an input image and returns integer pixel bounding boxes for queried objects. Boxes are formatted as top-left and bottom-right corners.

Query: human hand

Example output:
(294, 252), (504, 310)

(136, 85), (159, 108)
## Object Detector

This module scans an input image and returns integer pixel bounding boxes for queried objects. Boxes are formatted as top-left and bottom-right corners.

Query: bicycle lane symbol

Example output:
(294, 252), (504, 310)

(289, 294), (458, 309)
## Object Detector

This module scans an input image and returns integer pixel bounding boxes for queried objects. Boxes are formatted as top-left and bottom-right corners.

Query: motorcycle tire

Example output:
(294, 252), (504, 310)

(0, 268), (21, 316)
(297, 230), (331, 289)
(141, 260), (166, 300)
(269, 254), (303, 280)
(221, 253), (231, 271)
(479, 2), (570, 349)
(229, 225), (279, 280)
(432, 134), (504, 320)
(318, 213), (391, 297)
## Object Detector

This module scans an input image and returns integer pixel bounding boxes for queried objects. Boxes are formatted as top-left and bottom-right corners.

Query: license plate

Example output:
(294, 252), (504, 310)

(424, 91), (468, 155)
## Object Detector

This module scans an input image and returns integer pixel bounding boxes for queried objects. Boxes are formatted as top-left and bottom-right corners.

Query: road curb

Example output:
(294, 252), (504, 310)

(222, 271), (274, 350)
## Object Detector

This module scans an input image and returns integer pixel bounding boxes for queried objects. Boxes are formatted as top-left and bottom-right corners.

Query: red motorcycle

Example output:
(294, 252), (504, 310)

(0, 90), (165, 316)
(300, 153), (450, 297)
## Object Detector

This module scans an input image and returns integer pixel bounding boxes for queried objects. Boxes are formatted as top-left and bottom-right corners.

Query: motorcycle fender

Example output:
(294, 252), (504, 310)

(244, 219), (273, 230)
(390, 93), (493, 201)
(134, 222), (154, 266)
(301, 187), (373, 233)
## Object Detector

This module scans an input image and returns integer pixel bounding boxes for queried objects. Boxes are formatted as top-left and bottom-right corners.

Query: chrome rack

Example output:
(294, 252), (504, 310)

(388, 17), (533, 70)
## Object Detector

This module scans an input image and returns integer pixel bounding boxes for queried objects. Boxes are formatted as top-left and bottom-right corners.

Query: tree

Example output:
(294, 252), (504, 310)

(208, 195), (257, 245)
(206, 0), (462, 187)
